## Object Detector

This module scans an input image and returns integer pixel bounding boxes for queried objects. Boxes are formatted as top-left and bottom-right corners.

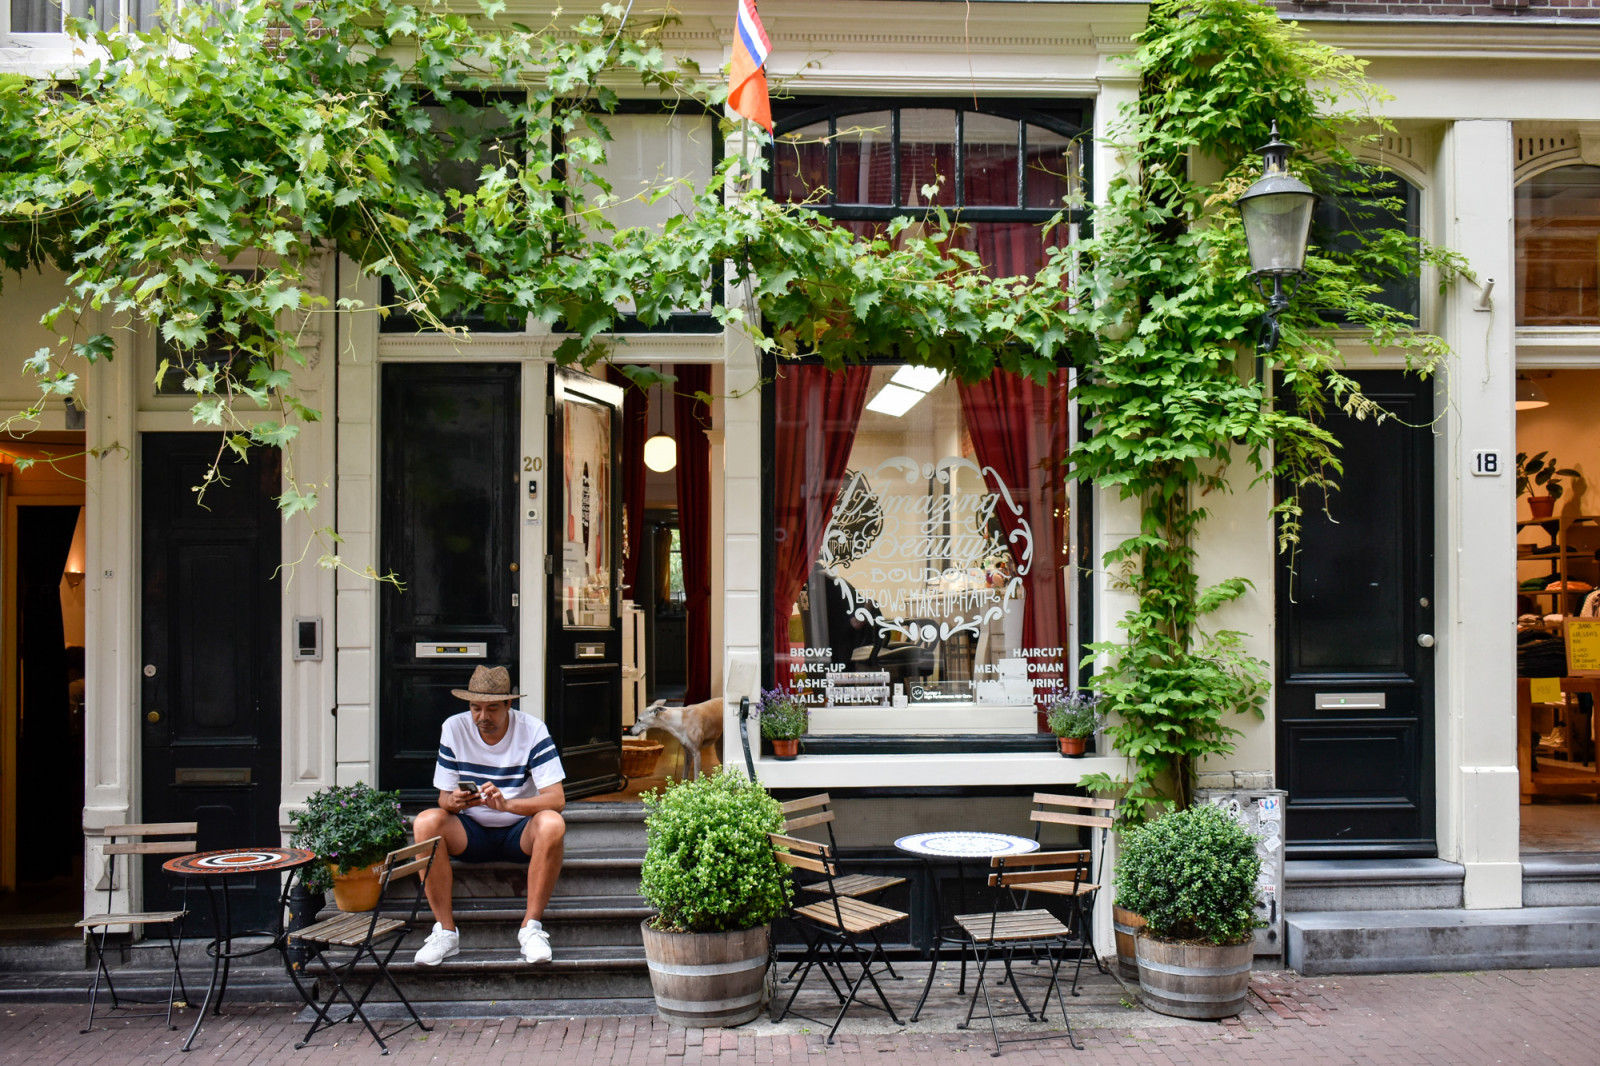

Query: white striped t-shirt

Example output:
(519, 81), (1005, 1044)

(433, 709), (565, 827)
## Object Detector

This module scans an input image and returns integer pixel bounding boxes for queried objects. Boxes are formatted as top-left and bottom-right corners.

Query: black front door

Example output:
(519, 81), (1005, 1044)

(1277, 371), (1436, 857)
(141, 434), (281, 933)
(379, 363), (521, 800)
(547, 369), (624, 796)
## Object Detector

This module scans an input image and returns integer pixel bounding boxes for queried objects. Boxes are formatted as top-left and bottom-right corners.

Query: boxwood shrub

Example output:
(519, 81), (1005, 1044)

(1115, 803), (1262, 945)
(640, 769), (792, 933)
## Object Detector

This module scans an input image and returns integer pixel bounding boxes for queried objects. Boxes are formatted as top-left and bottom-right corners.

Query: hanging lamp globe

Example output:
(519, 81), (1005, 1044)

(644, 433), (678, 473)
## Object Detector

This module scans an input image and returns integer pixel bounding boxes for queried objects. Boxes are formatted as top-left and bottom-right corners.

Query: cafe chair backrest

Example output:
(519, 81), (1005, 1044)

(1029, 793), (1116, 884)
(780, 794), (843, 851)
(90, 822), (198, 914)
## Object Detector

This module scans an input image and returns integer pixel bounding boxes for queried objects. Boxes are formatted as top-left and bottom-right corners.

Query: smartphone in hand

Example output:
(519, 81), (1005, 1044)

(458, 781), (479, 794)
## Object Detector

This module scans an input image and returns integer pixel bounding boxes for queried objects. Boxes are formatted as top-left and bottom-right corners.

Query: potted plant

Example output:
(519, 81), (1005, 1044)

(289, 782), (407, 912)
(758, 687), (809, 759)
(1115, 803), (1261, 1019)
(1046, 692), (1101, 757)
(639, 769), (791, 1027)
(1517, 451), (1580, 520)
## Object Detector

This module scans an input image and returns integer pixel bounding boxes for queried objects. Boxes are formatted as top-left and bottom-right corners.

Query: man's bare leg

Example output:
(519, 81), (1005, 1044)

(520, 810), (566, 925)
(412, 809), (470, 931)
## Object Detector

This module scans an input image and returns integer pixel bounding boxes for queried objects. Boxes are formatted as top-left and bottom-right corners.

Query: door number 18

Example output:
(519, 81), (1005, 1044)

(1472, 450), (1502, 477)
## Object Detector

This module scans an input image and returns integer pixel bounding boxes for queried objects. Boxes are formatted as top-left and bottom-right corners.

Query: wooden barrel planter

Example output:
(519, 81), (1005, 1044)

(1112, 905), (1145, 981)
(641, 921), (770, 1028)
(1134, 934), (1253, 1019)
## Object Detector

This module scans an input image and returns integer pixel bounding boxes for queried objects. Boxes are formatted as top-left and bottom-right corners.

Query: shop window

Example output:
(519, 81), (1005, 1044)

(1517, 165), (1600, 327)
(1311, 168), (1421, 326)
(770, 99), (1090, 279)
(767, 362), (1075, 736)
(11, 0), (156, 33)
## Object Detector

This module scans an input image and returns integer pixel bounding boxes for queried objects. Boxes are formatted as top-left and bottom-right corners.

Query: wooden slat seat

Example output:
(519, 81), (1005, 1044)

(1013, 878), (1099, 898)
(76, 911), (185, 928)
(955, 909), (1071, 942)
(799, 872), (904, 898)
(294, 913), (406, 948)
(793, 895), (907, 935)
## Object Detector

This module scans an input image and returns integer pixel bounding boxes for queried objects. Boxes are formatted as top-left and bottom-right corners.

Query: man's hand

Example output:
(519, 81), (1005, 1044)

(443, 788), (482, 814)
(480, 783), (509, 812)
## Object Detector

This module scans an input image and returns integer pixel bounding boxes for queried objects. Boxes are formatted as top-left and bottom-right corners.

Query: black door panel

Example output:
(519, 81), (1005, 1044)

(141, 434), (281, 934)
(379, 364), (520, 800)
(1277, 371), (1435, 857)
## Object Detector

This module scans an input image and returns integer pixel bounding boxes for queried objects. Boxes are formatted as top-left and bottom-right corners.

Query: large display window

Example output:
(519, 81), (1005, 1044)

(767, 362), (1076, 735)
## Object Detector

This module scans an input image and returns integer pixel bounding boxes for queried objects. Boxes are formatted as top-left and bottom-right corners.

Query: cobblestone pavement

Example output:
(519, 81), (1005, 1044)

(0, 967), (1595, 1065)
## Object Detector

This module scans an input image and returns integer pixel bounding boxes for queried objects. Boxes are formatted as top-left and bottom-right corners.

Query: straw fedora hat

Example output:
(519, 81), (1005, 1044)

(451, 665), (524, 702)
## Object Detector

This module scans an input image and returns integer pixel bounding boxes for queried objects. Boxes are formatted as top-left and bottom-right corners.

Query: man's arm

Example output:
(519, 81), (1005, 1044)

(480, 781), (565, 818)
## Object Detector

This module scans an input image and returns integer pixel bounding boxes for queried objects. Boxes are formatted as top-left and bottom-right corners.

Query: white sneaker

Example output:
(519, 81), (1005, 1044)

(518, 922), (552, 964)
(414, 923), (460, 966)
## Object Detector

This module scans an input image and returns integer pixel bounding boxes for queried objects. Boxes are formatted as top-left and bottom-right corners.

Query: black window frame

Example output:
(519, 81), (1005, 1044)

(379, 88), (531, 335)
(1311, 165), (1423, 328)
(551, 98), (727, 335)
(767, 97), (1093, 238)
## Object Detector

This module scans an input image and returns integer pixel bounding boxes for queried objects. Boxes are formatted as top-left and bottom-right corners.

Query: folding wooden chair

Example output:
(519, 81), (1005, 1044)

(287, 836), (440, 1054)
(769, 832), (907, 1044)
(77, 822), (196, 1034)
(1022, 793), (1117, 993)
(780, 794), (906, 981)
(953, 852), (1087, 1057)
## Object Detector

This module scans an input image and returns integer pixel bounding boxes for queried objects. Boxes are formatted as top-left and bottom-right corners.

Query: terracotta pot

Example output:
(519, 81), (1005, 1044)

(641, 921), (770, 1028)
(1529, 495), (1556, 520)
(1058, 736), (1087, 757)
(329, 862), (383, 912)
(1135, 933), (1253, 1019)
(1112, 905), (1145, 981)
(771, 738), (800, 760)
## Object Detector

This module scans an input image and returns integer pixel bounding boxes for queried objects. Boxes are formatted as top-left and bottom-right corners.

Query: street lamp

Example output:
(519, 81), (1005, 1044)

(1237, 122), (1318, 357)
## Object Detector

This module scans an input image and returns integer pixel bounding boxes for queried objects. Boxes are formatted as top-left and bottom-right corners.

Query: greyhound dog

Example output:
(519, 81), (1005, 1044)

(629, 697), (723, 780)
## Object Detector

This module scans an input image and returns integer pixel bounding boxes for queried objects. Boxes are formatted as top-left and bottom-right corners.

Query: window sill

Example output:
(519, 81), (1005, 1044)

(751, 749), (1124, 789)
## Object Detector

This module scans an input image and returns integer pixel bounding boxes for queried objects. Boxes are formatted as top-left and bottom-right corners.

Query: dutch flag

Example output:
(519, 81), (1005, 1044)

(729, 0), (773, 132)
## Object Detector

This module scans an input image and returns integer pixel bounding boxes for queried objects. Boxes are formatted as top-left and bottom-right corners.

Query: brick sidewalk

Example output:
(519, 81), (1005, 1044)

(1, 968), (1594, 1065)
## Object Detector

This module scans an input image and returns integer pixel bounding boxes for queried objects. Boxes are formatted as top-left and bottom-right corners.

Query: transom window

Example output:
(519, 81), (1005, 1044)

(1517, 165), (1600, 327)
(768, 99), (1091, 279)
(1312, 167), (1422, 325)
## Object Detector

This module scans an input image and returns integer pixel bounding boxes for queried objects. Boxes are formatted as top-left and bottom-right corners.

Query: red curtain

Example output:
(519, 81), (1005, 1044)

(958, 371), (1072, 722)
(772, 365), (872, 689)
(606, 366), (649, 599)
(674, 364), (712, 703)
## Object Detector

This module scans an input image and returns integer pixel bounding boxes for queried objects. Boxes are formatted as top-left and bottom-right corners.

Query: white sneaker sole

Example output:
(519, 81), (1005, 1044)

(415, 945), (460, 966)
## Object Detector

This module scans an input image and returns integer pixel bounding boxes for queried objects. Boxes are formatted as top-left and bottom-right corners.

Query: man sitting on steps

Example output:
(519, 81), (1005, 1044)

(411, 665), (566, 966)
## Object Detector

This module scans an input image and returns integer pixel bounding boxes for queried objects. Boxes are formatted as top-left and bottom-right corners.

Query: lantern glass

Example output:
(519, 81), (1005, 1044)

(1240, 183), (1317, 276)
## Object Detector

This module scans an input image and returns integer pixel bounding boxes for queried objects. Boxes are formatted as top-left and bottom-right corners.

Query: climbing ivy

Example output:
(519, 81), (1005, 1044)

(0, 0), (1463, 812)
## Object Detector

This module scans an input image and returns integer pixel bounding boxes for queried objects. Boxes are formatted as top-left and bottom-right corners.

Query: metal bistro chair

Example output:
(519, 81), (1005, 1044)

(287, 836), (441, 1054)
(77, 822), (197, 1034)
(1020, 793), (1117, 994)
(953, 851), (1087, 1057)
(780, 794), (906, 981)
(769, 832), (907, 1044)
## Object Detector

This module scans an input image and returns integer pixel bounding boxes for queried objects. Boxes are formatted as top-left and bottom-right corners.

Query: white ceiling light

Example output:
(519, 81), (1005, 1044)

(889, 365), (946, 392)
(1515, 375), (1549, 412)
(865, 382), (927, 417)
(644, 381), (678, 472)
(865, 365), (946, 418)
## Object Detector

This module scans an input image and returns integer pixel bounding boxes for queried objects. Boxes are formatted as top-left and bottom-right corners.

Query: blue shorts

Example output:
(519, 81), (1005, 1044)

(456, 815), (532, 863)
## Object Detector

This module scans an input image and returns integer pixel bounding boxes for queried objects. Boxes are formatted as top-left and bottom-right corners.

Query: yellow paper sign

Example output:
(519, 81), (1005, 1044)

(1529, 676), (1562, 704)
(1563, 618), (1600, 677)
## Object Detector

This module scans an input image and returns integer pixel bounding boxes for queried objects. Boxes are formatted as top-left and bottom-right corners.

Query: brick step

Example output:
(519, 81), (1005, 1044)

(334, 945), (651, 1003)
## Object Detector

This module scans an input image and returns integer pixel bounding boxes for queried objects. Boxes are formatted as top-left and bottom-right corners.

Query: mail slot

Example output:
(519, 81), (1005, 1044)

(1314, 692), (1386, 711)
(175, 767), (251, 785)
(576, 643), (606, 659)
(416, 642), (488, 659)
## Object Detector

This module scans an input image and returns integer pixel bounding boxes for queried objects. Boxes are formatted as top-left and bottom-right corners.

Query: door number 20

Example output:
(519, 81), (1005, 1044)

(523, 456), (543, 472)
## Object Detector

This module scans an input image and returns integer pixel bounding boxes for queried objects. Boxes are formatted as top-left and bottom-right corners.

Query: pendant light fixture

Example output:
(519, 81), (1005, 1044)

(1515, 374), (1550, 411)
(643, 381), (677, 473)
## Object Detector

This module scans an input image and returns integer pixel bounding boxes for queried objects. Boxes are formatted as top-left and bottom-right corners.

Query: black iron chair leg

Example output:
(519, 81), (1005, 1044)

(868, 929), (902, 980)
(1049, 947), (1084, 1052)
(909, 934), (945, 1022)
(81, 928), (113, 1033)
(774, 927), (824, 1023)
(324, 951), (393, 1053)
(853, 940), (903, 1027)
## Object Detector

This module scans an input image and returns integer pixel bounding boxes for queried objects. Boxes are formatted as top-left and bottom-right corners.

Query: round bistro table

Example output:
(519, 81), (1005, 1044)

(893, 831), (1040, 1023)
(163, 847), (316, 1052)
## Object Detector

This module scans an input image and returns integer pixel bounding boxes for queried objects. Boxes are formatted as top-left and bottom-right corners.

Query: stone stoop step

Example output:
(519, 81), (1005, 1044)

(1287, 905), (1600, 975)
(1521, 853), (1600, 907)
(1282, 858), (1465, 912)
